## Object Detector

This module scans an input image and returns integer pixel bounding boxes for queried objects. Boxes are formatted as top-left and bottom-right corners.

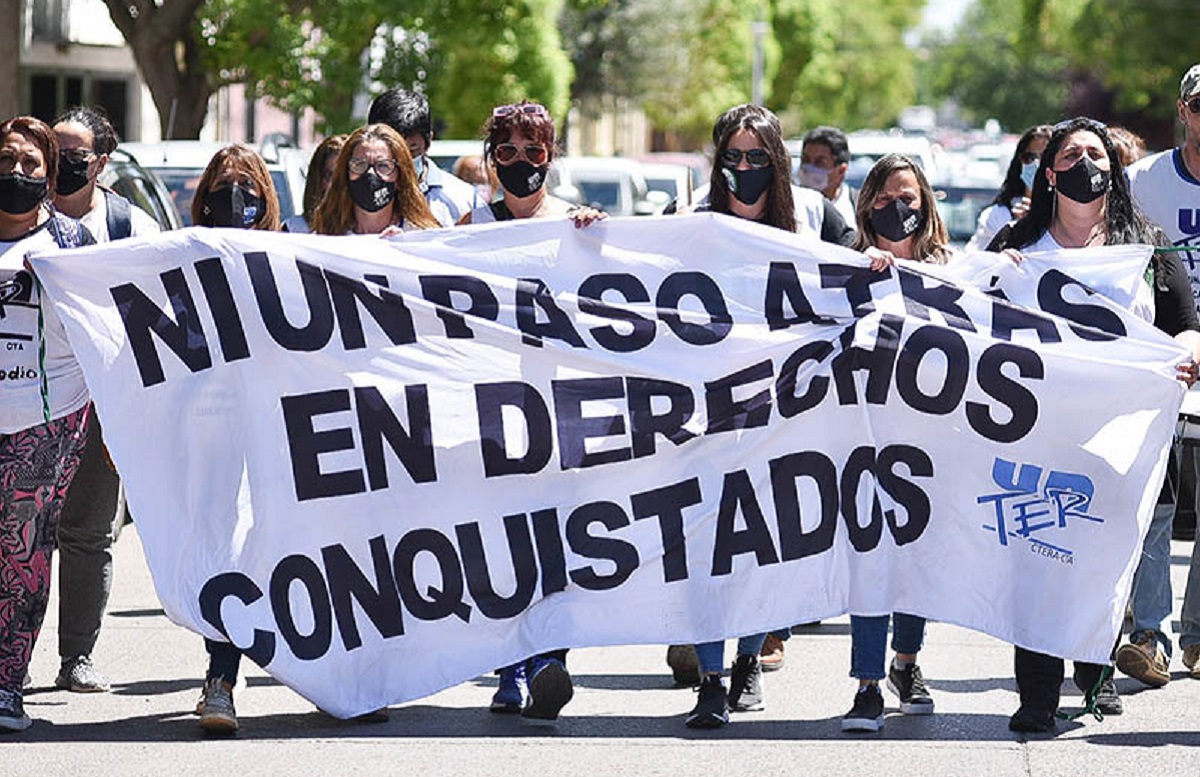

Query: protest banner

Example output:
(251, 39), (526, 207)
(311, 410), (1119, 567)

(29, 214), (1185, 717)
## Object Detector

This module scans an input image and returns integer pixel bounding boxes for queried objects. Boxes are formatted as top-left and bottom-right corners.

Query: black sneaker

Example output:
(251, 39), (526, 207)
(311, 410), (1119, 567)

(1008, 704), (1055, 733)
(841, 684), (885, 732)
(887, 662), (934, 715)
(522, 658), (573, 722)
(727, 653), (764, 712)
(0, 688), (31, 732)
(1073, 664), (1122, 716)
(684, 675), (729, 729)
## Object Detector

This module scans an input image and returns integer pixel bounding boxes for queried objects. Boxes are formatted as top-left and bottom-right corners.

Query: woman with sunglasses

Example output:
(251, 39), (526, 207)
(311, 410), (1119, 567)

(311, 124), (439, 236)
(966, 125), (1053, 252)
(465, 101), (601, 724)
(989, 117), (1200, 733)
(457, 102), (602, 227)
(839, 154), (952, 733)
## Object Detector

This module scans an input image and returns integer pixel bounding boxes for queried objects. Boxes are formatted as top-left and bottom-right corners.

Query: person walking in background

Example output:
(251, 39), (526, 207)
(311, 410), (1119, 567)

(966, 125), (1052, 252)
(841, 153), (953, 733)
(799, 126), (856, 225)
(283, 134), (347, 233)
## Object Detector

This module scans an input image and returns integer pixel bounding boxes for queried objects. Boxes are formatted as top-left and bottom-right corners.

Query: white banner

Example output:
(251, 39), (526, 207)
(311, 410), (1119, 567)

(30, 214), (1185, 717)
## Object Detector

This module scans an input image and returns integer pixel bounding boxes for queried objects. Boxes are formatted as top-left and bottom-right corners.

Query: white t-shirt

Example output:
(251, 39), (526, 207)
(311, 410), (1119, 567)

(830, 184), (856, 226)
(966, 202), (1015, 253)
(1023, 230), (1155, 323)
(1128, 148), (1200, 306)
(78, 194), (161, 242)
(0, 219), (90, 432)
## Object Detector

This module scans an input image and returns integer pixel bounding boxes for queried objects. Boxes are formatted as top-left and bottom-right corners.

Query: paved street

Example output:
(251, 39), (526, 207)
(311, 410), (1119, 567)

(7, 527), (1200, 775)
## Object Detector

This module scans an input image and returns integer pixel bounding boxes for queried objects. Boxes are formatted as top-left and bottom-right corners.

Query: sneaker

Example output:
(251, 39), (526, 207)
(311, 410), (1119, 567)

(666, 644), (701, 686)
(1115, 633), (1170, 687)
(1008, 704), (1055, 733)
(841, 684), (885, 732)
(197, 679), (238, 733)
(1073, 664), (1122, 716)
(0, 688), (31, 732)
(887, 662), (934, 715)
(727, 653), (764, 711)
(1183, 644), (1200, 679)
(522, 658), (573, 722)
(490, 663), (526, 714)
(759, 634), (785, 672)
(684, 675), (729, 729)
(55, 655), (111, 693)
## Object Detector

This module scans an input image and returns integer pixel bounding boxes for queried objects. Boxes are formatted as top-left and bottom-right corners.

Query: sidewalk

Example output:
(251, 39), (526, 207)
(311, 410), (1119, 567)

(8, 527), (1199, 775)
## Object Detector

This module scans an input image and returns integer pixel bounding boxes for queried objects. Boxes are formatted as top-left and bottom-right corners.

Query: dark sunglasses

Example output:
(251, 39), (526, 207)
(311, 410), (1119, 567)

(1186, 97), (1200, 115)
(492, 103), (550, 120)
(1053, 116), (1108, 133)
(60, 149), (97, 165)
(720, 148), (772, 168)
(493, 143), (549, 166)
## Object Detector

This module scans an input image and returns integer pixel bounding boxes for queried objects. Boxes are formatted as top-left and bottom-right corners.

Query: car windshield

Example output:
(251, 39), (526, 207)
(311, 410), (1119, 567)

(154, 168), (295, 226)
(577, 181), (621, 211)
(645, 178), (678, 198)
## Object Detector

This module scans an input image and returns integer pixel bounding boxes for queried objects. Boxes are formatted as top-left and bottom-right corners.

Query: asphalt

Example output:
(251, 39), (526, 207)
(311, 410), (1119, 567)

(6, 526), (1200, 776)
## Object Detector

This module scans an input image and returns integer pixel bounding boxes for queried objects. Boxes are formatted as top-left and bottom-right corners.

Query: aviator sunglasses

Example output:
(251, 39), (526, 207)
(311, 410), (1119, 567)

(720, 148), (772, 169)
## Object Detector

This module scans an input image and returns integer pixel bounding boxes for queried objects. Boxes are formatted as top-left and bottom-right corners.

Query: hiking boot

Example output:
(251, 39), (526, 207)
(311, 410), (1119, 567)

(1115, 633), (1170, 687)
(759, 634), (785, 672)
(522, 657), (573, 722)
(1183, 643), (1200, 680)
(0, 688), (31, 732)
(197, 679), (238, 734)
(1008, 704), (1055, 733)
(684, 675), (729, 729)
(841, 683), (885, 732)
(887, 662), (934, 715)
(667, 644), (701, 686)
(1073, 663), (1122, 716)
(727, 653), (764, 712)
(55, 655), (111, 693)
(490, 663), (526, 713)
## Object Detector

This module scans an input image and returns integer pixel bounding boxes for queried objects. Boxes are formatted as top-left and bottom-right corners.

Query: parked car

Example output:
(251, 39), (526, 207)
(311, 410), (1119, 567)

(100, 148), (183, 231)
(932, 184), (997, 248)
(640, 161), (696, 210)
(840, 130), (950, 189)
(118, 140), (302, 226)
(551, 156), (669, 216)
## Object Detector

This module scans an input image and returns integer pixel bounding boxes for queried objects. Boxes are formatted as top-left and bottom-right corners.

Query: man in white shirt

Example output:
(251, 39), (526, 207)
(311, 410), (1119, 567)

(798, 126), (856, 225)
(1120, 63), (1200, 690)
(368, 88), (481, 227)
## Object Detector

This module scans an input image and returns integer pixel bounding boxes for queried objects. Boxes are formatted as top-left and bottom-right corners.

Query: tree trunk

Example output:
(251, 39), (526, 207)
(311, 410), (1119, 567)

(0, 0), (21, 120)
(102, 0), (213, 139)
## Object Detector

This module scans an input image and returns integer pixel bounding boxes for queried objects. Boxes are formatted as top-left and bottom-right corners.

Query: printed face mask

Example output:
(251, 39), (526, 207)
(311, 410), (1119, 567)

(349, 171), (396, 213)
(56, 155), (92, 196)
(0, 173), (49, 215)
(203, 185), (265, 228)
(799, 163), (830, 192)
(870, 198), (924, 242)
(1019, 160), (1039, 191)
(496, 160), (548, 198)
(1054, 155), (1110, 204)
(722, 165), (774, 206)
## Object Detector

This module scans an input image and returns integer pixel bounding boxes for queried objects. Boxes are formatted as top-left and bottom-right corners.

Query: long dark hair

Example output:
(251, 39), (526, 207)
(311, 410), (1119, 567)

(708, 104), (796, 233)
(851, 154), (951, 264)
(993, 124), (1052, 207)
(192, 144), (281, 231)
(1003, 117), (1163, 250)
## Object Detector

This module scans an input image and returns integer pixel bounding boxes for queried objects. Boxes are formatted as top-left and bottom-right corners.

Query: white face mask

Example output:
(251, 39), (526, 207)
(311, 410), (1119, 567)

(799, 163), (830, 192)
(1020, 160), (1039, 191)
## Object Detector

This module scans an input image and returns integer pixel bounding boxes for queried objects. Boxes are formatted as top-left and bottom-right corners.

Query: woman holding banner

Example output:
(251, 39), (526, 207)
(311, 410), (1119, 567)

(840, 153), (952, 733)
(989, 117), (1200, 733)
(0, 116), (93, 732)
(311, 124), (439, 236)
(188, 144), (282, 733)
(459, 101), (602, 723)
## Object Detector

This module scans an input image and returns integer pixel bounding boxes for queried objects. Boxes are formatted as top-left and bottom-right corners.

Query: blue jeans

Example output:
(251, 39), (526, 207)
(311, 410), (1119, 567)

(694, 633), (769, 675)
(850, 613), (926, 680)
(1128, 502), (1176, 657)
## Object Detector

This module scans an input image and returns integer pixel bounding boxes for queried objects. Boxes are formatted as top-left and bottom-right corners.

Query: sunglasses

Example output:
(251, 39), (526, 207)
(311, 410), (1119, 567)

(1053, 117), (1108, 133)
(60, 149), (97, 165)
(348, 157), (398, 177)
(493, 143), (549, 166)
(720, 148), (772, 168)
(1186, 97), (1200, 115)
(492, 103), (550, 120)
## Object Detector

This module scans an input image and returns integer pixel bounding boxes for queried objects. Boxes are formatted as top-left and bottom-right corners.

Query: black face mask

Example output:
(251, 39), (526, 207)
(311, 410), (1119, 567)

(56, 155), (92, 196)
(349, 171), (396, 213)
(1054, 155), (1110, 204)
(0, 173), (49, 215)
(203, 185), (265, 228)
(722, 166), (774, 206)
(870, 199), (924, 242)
(496, 160), (548, 199)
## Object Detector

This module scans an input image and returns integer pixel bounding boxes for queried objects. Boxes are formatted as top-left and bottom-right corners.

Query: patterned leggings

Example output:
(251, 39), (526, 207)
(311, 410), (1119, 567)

(0, 406), (89, 692)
